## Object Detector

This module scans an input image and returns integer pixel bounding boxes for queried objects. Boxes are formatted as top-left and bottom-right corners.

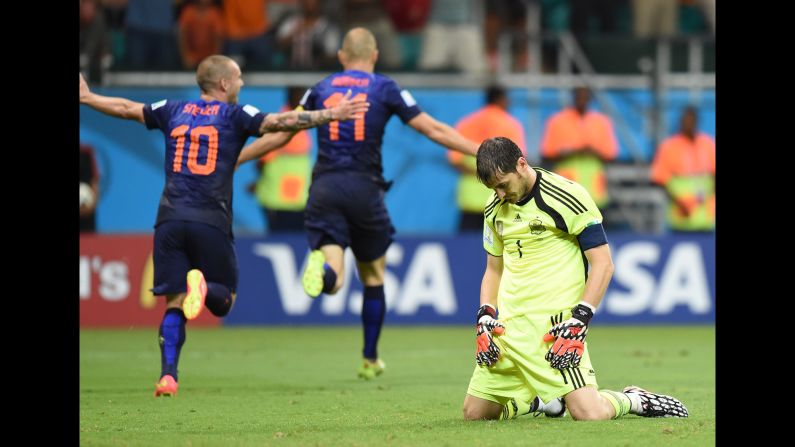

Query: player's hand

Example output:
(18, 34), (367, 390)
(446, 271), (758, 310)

(475, 304), (505, 367)
(79, 73), (90, 103)
(331, 89), (370, 121)
(543, 336), (585, 369)
(543, 303), (593, 369)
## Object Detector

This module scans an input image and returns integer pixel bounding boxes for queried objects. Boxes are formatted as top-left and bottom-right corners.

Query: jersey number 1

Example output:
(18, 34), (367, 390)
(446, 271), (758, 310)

(170, 125), (218, 175)
(323, 92), (367, 141)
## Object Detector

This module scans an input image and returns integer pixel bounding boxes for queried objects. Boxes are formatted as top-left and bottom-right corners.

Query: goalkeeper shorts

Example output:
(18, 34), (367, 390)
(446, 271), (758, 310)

(466, 309), (599, 406)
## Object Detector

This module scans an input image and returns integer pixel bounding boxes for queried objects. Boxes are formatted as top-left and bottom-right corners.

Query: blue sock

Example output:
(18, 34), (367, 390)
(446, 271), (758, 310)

(159, 308), (186, 381)
(205, 282), (233, 317)
(322, 264), (337, 294)
(361, 285), (386, 360)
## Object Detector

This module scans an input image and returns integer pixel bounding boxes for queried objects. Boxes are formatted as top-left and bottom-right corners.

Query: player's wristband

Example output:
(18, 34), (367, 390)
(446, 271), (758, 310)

(476, 304), (498, 325)
(571, 303), (594, 325)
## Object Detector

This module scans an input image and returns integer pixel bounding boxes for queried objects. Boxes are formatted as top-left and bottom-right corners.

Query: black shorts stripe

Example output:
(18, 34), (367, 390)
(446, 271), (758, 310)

(541, 179), (587, 213)
(560, 369), (568, 384)
(575, 368), (586, 386)
(566, 369), (578, 389)
(540, 183), (583, 215)
(567, 368), (582, 390)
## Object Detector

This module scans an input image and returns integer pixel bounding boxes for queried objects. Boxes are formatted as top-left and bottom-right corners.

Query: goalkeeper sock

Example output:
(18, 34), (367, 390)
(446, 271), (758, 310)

(361, 285), (386, 360)
(205, 282), (232, 317)
(501, 397), (563, 419)
(158, 308), (186, 381)
(501, 398), (532, 420)
(599, 390), (633, 419)
(322, 264), (337, 294)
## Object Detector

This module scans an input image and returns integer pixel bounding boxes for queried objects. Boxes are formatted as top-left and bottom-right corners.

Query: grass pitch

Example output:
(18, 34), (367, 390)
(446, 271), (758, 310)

(80, 325), (714, 446)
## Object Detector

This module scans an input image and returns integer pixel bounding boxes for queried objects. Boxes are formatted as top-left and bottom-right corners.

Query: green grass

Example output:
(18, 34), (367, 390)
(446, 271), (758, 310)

(80, 326), (714, 446)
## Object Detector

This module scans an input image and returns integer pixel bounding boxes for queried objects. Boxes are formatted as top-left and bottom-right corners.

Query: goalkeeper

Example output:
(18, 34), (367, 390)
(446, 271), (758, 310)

(463, 137), (688, 421)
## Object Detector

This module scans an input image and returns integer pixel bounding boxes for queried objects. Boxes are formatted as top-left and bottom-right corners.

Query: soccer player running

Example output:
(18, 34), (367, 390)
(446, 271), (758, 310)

(463, 137), (689, 420)
(297, 27), (480, 379)
(78, 55), (369, 397)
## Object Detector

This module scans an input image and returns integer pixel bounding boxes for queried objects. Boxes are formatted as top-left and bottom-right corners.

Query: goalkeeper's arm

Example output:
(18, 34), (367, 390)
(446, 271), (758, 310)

(480, 253), (503, 312)
(579, 243), (614, 311)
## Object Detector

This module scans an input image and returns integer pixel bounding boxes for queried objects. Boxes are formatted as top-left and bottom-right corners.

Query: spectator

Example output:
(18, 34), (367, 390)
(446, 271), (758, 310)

(80, 144), (101, 233)
(102, 0), (128, 69)
(631, 0), (678, 38)
(125, 0), (180, 70)
(275, 0), (340, 70)
(540, 87), (618, 211)
(80, 0), (110, 83)
(178, 0), (224, 70)
(569, 0), (625, 39)
(678, 0), (709, 35)
(650, 106), (715, 232)
(251, 87), (313, 232)
(449, 86), (526, 231)
(341, 0), (402, 70)
(697, 0), (715, 35)
(484, 0), (528, 72)
(222, 0), (273, 69)
(417, 0), (486, 73)
(383, 0), (431, 70)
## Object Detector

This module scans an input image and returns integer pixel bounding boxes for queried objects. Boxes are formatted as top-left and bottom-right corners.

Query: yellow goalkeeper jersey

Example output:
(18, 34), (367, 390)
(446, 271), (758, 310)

(482, 168), (603, 319)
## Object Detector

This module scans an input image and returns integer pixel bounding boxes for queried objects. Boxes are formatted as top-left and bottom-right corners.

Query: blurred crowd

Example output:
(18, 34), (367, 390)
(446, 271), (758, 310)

(80, 0), (715, 81)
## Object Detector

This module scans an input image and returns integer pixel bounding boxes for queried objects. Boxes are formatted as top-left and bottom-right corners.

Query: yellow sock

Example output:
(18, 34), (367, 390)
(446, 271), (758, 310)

(500, 398), (534, 420)
(599, 390), (632, 419)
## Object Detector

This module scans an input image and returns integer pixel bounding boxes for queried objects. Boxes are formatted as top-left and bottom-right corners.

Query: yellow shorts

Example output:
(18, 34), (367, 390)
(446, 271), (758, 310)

(467, 309), (599, 405)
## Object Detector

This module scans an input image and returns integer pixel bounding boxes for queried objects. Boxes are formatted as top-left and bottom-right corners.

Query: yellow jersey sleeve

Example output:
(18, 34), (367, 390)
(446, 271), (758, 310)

(538, 170), (603, 235)
(482, 193), (503, 256)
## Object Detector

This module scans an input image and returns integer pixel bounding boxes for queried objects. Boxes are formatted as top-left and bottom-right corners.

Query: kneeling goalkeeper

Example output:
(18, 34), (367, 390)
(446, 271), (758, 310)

(463, 137), (688, 421)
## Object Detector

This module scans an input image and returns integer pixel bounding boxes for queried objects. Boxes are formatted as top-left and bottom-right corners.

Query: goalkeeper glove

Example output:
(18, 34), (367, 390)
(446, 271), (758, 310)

(543, 303), (594, 369)
(475, 304), (505, 367)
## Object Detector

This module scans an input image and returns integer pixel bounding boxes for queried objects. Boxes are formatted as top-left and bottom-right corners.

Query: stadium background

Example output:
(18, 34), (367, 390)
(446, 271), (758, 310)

(79, 1), (714, 443)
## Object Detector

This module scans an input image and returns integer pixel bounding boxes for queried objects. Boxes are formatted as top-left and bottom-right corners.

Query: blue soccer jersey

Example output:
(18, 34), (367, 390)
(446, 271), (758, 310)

(300, 70), (422, 178)
(143, 99), (267, 235)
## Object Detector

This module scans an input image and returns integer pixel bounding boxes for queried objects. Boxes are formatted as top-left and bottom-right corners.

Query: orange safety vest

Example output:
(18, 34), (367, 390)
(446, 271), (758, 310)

(255, 107), (312, 211)
(449, 105), (526, 213)
(650, 132), (716, 231)
(540, 108), (618, 208)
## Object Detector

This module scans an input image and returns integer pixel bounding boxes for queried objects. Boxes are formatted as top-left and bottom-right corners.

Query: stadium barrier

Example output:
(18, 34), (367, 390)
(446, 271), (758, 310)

(80, 233), (714, 327)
